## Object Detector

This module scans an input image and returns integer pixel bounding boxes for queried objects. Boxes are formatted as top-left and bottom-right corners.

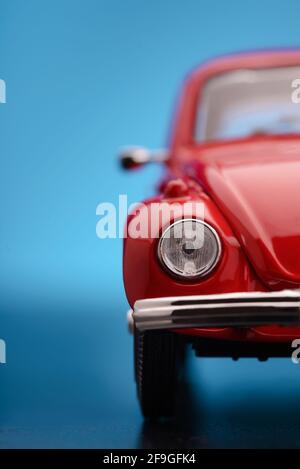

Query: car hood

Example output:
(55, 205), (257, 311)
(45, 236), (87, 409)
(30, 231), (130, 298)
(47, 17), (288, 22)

(189, 137), (300, 289)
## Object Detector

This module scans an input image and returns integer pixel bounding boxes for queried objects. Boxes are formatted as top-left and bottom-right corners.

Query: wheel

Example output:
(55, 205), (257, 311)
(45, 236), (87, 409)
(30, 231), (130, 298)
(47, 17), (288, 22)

(134, 328), (185, 418)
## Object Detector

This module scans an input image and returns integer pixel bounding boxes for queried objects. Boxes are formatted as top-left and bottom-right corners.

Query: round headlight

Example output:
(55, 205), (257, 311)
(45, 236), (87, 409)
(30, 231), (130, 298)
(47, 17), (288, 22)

(158, 219), (221, 279)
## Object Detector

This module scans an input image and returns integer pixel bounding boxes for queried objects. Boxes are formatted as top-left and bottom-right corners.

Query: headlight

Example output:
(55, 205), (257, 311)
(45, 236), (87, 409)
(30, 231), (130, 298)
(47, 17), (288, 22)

(158, 219), (221, 279)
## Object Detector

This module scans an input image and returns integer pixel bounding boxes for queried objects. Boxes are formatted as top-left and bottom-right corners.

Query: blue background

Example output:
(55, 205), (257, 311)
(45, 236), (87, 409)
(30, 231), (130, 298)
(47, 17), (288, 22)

(1, 0), (300, 448)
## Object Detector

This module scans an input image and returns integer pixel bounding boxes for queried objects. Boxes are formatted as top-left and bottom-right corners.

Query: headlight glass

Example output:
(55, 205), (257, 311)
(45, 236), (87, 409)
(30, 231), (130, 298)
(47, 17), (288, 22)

(158, 219), (221, 279)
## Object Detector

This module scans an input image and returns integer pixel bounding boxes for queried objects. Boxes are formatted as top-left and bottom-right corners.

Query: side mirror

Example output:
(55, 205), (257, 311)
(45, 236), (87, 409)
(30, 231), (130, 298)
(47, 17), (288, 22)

(119, 146), (167, 170)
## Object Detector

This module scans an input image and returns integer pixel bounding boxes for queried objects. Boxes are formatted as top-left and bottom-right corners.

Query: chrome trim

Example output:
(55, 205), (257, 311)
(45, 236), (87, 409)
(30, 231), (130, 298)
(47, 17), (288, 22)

(127, 309), (134, 334)
(133, 290), (300, 331)
(157, 219), (222, 279)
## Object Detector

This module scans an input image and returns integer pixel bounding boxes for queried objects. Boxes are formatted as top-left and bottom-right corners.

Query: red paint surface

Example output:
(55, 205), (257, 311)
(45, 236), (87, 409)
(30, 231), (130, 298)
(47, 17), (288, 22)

(123, 51), (300, 342)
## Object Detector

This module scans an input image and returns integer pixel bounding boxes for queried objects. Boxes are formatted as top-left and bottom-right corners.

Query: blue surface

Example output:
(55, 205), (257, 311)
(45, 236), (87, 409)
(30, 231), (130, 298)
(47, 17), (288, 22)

(1, 0), (300, 448)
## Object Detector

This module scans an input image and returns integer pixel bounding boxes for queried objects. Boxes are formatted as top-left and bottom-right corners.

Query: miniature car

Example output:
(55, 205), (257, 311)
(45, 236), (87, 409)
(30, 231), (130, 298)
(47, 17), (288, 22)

(121, 50), (300, 418)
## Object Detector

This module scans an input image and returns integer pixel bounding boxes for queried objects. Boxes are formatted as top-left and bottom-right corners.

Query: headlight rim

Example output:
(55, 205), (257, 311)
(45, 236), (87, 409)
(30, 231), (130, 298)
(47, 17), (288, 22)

(157, 218), (222, 280)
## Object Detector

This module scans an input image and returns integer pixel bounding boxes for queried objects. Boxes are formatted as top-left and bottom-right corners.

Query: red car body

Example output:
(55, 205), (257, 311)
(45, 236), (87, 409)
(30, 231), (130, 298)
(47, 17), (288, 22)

(124, 50), (300, 346)
(123, 50), (300, 417)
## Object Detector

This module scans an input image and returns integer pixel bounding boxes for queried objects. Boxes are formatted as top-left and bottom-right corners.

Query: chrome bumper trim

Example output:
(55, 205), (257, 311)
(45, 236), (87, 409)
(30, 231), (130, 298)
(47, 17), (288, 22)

(132, 290), (300, 332)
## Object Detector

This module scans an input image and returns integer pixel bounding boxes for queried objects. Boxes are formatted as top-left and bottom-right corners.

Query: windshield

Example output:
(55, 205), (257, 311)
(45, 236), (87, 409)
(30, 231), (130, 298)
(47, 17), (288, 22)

(195, 66), (300, 142)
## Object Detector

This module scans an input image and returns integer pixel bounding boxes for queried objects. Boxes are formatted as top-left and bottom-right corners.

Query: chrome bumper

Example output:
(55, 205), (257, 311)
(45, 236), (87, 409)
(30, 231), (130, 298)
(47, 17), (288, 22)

(129, 290), (300, 332)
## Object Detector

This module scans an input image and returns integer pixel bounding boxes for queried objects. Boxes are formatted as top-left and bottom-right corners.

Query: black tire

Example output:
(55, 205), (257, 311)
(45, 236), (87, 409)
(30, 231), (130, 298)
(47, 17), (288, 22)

(134, 328), (185, 419)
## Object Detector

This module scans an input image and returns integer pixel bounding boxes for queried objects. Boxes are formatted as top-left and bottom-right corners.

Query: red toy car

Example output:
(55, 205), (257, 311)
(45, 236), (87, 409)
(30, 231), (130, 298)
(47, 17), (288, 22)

(121, 50), (300, 418)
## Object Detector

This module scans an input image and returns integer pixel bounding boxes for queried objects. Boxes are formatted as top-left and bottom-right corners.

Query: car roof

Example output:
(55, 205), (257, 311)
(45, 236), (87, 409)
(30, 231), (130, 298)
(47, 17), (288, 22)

(187, 49), (300, 84)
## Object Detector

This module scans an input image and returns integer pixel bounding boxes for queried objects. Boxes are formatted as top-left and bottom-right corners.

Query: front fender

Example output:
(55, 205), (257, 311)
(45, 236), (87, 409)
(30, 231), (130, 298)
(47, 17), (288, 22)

(123, 190), (264, 308)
